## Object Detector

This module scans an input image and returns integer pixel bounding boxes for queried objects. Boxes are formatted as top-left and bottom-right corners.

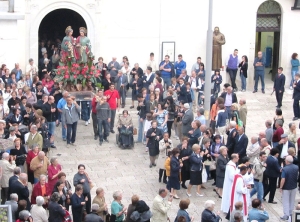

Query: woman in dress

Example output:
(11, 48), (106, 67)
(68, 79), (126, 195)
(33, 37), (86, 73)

(153, 102), (168, 133)
(92, 187), (108, 221)
(75, 27), (92, 64)
(129, 74), (143, 109)
(61, 26), (75, 61)
(47, 157), (62, 192)
(215, 146), (228, 198)
(239, 55), (248, 92)
(187, 144), (204, 197)
(178, 137), (192, 189)
(169, 148), (183, 199)
(111, 191), (127, 222)
(71, 185), (86, 222)
(52, 180), (69, 208)
(26, 144), (39, 185)
(10, 138), (27, 172)
(210, 135), (224, 186)
(158, 132), (173, 184)
(188, 120), (201, 147)
(174, 101), (185, 140)
(146, 120), (163, 168)
(273, 108), (284, 130)
(165, 96), (175, 137)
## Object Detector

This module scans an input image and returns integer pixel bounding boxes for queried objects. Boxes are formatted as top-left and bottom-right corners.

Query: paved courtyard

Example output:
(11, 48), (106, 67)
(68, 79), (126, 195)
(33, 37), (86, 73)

(48, 79), (298, 221)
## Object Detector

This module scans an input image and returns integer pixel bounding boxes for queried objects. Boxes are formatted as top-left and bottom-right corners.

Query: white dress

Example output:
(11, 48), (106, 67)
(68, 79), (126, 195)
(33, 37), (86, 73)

(221, 160), (237, 213)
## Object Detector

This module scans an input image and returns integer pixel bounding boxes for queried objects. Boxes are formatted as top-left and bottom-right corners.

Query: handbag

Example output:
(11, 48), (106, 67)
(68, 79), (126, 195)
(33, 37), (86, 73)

(202, 168), (207, 183)
(84, 172), (94, 189)
(105, 213), (111, 222)
(209, 160), (216, 171)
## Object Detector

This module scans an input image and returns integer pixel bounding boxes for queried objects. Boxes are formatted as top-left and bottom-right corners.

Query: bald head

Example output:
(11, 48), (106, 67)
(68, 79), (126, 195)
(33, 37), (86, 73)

(251, 137), (258, 144)
(63, 91), (69, 98)
(2, 152), (9, 160)
(19, 173), (28, 183)
(38, 151), (45, 160)
(259, 131), (266, 139)
(200, 125), (207, 132)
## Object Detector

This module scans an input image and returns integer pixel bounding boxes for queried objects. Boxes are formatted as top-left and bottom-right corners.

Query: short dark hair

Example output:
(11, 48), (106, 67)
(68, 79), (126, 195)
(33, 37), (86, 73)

(278, 67), (283, 71)
(194, 120), (201, 128)
(224, 83), (230, 88)
(275, 108), (282, 116)
(172, 148), (180, 156)
(75, 184), (83, 192)
(252, 198), (261, 208)
(57, 172), (66, 179)
(234, 49), (238, 52)
(292, 53), (298, 60)
(178, 54), (182, 58)
(241, 156), (250, 164)
(78, 164), (85, 170)
(271, 148), (280, 156)
(150, 52), (154, 56)
(259, 151), (266, 156)
(156, 77), (162, 83)
(197, 57), (201, 60)
(147, 66), (152, 72)
(179, 199), (190, 210)
(165, 55), (170, 59)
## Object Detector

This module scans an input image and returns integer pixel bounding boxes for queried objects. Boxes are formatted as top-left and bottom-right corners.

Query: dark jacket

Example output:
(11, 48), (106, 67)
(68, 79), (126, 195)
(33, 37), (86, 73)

(216, 111), (227, 127)
(220, 92), (237, 104)
(216, 154), (229, 178)
(239, 61), (248, 78)
(48, 201), (66, 222)
(234, 134), (249, 158)
(210, 142), (224, 161)
(265, 155), (281, 178)
(102, 78), (112, 91)
(85, 212), (104, 222)
(170, 156), (181, 177)
(275, 142), (295, 158)
(146, 127), (163, 157)
(189, 152), (203, 171)
(137, 100), (147, 120)
(188, 128), (201, 147)
(142, 73), (155, 90)
(9, 180), (30, 211)
(293, 80), (300, 100)
(130, 67), (144, 78)
(177, 84), (187, 103)
(253, 57), (265, 72)
(226, 128), (237, 155)
(42, 102), (57, 122)
(274, 74), (286, 92)
(201, 209), (221, 222)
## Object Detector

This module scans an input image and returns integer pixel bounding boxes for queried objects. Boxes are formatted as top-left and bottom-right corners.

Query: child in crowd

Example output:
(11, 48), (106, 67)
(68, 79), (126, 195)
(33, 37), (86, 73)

(165, 151), (172, 192)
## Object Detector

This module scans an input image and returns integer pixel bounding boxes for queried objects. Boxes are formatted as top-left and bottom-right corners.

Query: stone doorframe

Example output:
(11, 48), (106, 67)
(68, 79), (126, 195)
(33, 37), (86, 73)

(28, 1), (95, 63)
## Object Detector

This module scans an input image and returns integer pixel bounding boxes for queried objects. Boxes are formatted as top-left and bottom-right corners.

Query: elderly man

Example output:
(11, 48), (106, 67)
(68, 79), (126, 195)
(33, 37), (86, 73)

(201, 200), (221, 221)
(130, 63), (143, 79)
(220, 86), (237, 117)
(85, 204), (104, 222)
(0, 153), (16, 203)
(253, 51), (266, 94)
(107, 57), (121, 82)
(57, 90), (69, 141)
(5, 193), (18, 221)
(8, 167), (21, 197)
(115, 70), (128, 108)
(30, 196), (48, 222)
(272, 119), (284, 148)
(26, 125), (43, 151)
(182, 103), (194, 137)
(195, 108), (206, 125)
(276, 133), (295, 167)
(250, 152), (267, 202)
(247, 137), (260, 164)
(264, 120), (273, 145)
(280, 155), (299, 220)
(260, 138), (271, 156)
(30, 151), (49, 184)
(10, 173), (30, 210)
(25, 58), (38, 80)
(152, 188), (172, 222)
(11, 63), (22, 81)
(234, 127), (248, 163)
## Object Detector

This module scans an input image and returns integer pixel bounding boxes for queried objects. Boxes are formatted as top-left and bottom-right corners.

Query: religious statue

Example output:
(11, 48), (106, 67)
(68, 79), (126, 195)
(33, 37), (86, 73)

(212, 26), (226, 70)
(75, 27), (93, 64)
(61, 26), (75, 61)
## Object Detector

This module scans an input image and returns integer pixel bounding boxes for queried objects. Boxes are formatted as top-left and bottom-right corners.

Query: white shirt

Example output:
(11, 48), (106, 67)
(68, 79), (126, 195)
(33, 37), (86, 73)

(280, 142), (289, 158)
(190, 77), (197, 89)
(25, 64), (38, 80)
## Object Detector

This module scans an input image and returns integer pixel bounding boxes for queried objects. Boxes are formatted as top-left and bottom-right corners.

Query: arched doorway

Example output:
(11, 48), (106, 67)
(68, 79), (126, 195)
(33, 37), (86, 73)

(255, 0), (281, 80)
(38, 9), (87, 67)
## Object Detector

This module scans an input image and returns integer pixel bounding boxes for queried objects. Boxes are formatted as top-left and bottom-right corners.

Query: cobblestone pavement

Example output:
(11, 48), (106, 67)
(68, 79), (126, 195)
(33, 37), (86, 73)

(48, 79), (298, 221)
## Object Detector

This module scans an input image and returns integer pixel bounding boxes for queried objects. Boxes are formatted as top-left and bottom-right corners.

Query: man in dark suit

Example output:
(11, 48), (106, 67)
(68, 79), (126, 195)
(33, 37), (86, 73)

(263, 148), (281, 204)
(8, 167), (21, 198)
(115, 70), (128, 108)
(292, 73), (300, 120)
(182, 103), (194, 137)
(177, 78), (187, 103)
(142, 67), (155, 91)
(275, 133), (295, 166)
(234, 126), (249, 163)
(226, 121), (238, 157)
(10, 173), (30, 210)
(273, 67), (286, 108)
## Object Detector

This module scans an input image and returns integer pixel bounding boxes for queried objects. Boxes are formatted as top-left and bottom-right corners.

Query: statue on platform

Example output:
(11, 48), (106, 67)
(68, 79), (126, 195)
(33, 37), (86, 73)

(75, 27), (92, 64)
(61, 26), (75, 61)
(212, 26), (226, 70)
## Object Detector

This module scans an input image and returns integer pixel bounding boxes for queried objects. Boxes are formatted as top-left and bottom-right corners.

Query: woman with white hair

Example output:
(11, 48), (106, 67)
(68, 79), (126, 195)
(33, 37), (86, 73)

(30, 196), (48, 222)
(201, 200), (221, 222)
(111, 191), (127, 222)
(31, 174), (51, 207)
(16, 210), (32, 222)
(41, 58), (51, 79)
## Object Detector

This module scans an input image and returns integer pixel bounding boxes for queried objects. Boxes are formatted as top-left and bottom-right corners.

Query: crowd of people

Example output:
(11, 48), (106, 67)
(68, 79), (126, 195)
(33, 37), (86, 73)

(0, 38), (299, 222)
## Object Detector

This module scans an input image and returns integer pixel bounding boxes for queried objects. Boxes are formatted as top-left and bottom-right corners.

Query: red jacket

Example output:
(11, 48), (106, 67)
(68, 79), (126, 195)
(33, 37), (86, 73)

(272, 127), (284, 142)
(31, 182), (51, 204)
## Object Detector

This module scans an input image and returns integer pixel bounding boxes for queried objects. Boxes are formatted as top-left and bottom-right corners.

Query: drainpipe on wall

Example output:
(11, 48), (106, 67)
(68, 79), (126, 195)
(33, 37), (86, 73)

(8, 0), (14, 13)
